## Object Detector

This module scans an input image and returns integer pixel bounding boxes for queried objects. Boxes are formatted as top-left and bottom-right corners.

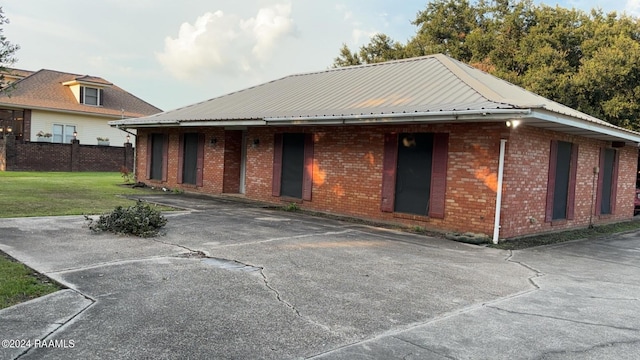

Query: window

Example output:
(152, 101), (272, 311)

(272, 133), (314, 200)
(52, 124), (76, 143)
(545, 140), (578, 222)
(381, 132), (449, 218)
(0, 109), (24, 141)
(79, 86), (104, 106)
(596, 148), (619, 215)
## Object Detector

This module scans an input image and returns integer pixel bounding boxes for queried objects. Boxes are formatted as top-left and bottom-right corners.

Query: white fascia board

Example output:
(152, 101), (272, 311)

(179, 120), (266, 127)
(265, 109), (532, 125)
(529, 109), (640, 144)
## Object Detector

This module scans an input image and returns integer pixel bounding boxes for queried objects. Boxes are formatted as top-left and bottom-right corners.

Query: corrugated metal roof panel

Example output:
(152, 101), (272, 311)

(120, 55), (499, 124)
(110, 54), (640, 144)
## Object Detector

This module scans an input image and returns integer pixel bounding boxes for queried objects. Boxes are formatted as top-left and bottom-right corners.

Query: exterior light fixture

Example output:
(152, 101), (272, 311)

(506, 120), (521, 129)
(252, 138), (260, 147)
(73, 131), (78, 140)
(126, 134), (130, 143)
(210, 137), (217, 145)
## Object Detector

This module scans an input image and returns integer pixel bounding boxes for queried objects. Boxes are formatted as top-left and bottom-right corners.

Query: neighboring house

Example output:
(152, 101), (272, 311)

(110, 54), (640, 241)
(0, 68), (162, 146)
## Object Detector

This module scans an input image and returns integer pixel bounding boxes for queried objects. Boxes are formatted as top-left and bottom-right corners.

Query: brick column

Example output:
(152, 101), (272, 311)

(124, 142), (134, 171)
(71, 139), (80, 172)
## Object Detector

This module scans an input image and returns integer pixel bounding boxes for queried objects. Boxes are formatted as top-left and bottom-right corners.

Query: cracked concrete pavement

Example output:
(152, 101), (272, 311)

(0, 193), (639, 359)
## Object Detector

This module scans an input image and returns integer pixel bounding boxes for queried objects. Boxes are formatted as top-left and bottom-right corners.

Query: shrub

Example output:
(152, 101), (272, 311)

(282, 202), (300, 212)
(120, 166), (134, 184)
(85, 200), (167, 237)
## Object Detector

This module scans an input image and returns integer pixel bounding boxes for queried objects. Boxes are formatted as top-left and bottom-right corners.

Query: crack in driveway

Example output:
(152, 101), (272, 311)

(536, 338), (640, 359)
(485, 305), (640, 332)
(158, 239), (336, 334)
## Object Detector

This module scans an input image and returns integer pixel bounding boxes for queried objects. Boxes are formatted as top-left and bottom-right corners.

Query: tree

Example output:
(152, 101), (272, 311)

(331, 0), (640, 130)
(332, 44), (362, 68)
(0, 7), (19, 89)
(331, 34), (405, 68)
(407, 0), (479, 61)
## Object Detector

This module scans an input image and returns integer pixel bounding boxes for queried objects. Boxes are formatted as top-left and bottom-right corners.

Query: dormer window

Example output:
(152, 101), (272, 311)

(63, 76), (112, 107)
(80, 86), (103, 106)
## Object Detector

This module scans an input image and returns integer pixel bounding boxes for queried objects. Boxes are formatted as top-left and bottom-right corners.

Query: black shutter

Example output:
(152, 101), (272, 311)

(79, 86), (84, 104)
(99, 89), (104, 106)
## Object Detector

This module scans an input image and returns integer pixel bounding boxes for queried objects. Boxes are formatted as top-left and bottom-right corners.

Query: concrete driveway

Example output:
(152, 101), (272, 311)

(0, 194), (639, 359)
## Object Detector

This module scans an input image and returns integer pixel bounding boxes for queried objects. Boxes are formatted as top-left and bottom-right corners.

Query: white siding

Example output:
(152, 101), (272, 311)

(30, 110), (135, 146)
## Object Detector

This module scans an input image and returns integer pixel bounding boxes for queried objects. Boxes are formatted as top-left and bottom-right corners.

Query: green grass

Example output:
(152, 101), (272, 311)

(0, 251), (62, 309)
(0, 172), (166, 218)
(0, 171), (173, 309)
(489, 220), (640, 250)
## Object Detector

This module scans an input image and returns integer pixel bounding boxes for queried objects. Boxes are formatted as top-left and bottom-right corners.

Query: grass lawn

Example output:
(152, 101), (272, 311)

(0, 171), (171, 309)
(0, 251), (62, 309)
(0, 171), (166, 218)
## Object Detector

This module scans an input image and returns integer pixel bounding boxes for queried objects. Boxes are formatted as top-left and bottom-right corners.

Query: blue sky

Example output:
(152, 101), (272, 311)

(3, 1), (638, 112)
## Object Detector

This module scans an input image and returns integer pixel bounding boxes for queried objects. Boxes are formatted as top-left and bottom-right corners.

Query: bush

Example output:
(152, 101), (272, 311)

(85, 200), (167, 237)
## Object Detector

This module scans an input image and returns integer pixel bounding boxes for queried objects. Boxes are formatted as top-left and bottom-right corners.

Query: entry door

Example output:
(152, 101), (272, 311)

(182, 133), (199, 185)
(281, 133), (305, 198)
(394, 133), (434, 215)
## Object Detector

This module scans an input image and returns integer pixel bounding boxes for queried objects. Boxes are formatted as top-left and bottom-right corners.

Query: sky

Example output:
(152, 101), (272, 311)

(3, 0), (639, 112)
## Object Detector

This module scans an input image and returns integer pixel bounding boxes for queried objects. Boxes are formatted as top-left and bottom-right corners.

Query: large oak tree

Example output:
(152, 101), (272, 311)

(332, 0), (640, 130)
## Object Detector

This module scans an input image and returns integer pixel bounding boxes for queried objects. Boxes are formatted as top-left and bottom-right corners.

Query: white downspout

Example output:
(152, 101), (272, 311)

(493, 139), (507, 244)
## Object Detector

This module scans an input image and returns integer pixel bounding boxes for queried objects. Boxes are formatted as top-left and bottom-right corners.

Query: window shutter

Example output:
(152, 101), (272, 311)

(545, 140), (558, 222)
(145, 133), (152, 180)
(99, 89), (104, 106)
(566, 144), (579, 220)
(610, 150), (620, 214)
(272, 133), (283, 197)
(177, 134), (185, 184)
(196, 133), (205, 187)
(595, 148), (605, 216)
(429, 133), (449, 219)
(302, 133), (314, 201)
(79, 86), (84, 104)
(162, 134), (169, 182)
(381, 133), (398, 212)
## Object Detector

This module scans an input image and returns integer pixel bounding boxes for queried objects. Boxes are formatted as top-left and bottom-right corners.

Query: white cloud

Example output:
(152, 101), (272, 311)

(156, 3), (294, 80)
(626, 0), (640, 15)
(241, 4), (294, 61)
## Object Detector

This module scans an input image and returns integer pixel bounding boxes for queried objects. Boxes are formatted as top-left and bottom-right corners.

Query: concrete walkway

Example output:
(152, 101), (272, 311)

(0, 194), (638, 359)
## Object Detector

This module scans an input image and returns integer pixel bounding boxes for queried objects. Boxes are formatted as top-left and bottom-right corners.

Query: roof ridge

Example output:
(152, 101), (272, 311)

(433, 54), (507, 104)
(288, 54), (442, 78)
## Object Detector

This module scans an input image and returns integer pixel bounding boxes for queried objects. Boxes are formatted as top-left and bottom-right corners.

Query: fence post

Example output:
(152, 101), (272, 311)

(71, 139), (80, 172)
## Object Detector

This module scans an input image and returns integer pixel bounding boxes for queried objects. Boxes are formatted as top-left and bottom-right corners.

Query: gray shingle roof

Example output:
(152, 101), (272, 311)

(111, 54), (640, 143)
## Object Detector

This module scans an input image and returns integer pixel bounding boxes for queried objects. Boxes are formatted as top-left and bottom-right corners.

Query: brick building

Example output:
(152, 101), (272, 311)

(111, 54), (640, 241)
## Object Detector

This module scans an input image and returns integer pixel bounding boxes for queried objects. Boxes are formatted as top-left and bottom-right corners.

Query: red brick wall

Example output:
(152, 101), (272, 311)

(223, 130), (242, 193)
(501, 126), (637, 238)
(1, 137), (133, 172)
(135, 124), (638, 239)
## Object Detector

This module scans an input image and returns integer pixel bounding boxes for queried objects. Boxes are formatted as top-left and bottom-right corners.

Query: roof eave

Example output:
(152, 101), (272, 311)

(265, 109), (531, 125)
(0, 103), (129, 119)
(525, 109), (640, 145)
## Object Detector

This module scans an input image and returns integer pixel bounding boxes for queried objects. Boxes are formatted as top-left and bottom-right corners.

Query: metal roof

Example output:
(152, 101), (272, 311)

(110, 54), (640, 144)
